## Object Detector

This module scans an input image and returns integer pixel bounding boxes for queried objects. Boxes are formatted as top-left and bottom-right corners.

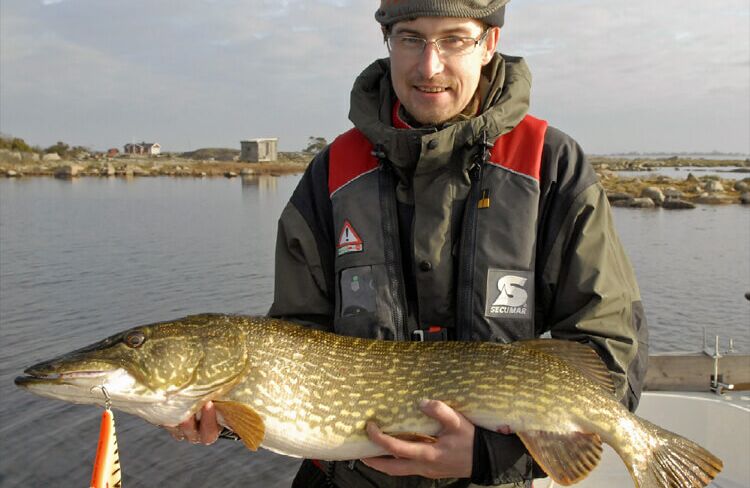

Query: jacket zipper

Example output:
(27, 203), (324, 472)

(456, 157), (484, 341)
(378, 161), (407, 341)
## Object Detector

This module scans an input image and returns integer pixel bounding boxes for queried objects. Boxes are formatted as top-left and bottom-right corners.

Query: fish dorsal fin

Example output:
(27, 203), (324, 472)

(213, 401), (265, 451)
(517, 430), (603, 486)
(514, 339), (615, 394)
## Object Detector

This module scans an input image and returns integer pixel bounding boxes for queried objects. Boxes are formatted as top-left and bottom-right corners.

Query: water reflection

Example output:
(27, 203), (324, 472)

(241, 174), (281, 198)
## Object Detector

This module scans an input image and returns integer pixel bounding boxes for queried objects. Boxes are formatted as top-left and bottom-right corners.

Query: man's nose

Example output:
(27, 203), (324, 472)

(417, 42), (445, 79)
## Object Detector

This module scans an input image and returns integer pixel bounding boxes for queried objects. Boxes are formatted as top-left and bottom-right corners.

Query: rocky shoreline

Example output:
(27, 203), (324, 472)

(1, 151), (748, 207)
(589, 157), (750, 208)
(0, 150), (311, 179)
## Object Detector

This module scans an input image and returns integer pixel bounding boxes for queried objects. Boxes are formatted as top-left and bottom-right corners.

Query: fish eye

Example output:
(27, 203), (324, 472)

(124, 331), (146, 348)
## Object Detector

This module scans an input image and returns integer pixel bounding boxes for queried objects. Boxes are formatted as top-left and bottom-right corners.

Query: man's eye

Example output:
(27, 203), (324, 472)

(441, 37), (465, 48)
(400, 37), (423, 46)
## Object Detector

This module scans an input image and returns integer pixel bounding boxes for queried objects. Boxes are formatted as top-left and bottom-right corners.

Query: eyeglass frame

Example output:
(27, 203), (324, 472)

(385, 28), (491, 57)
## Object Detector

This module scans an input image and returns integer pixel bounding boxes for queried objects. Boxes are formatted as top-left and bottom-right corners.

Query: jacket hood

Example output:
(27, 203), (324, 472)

(348, 53), (531, 171)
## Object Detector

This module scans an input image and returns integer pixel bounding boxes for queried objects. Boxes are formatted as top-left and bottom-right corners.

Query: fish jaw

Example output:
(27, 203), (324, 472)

(14, 367), (199, 426)
(15, 366), (139, 405)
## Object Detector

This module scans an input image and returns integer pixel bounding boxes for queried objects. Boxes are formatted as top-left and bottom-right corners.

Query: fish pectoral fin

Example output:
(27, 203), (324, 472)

(387, 432), (438, 443)
(213, 401), (265, 451)
(517, 430), (603, 486)
(514, 339), (616, 394)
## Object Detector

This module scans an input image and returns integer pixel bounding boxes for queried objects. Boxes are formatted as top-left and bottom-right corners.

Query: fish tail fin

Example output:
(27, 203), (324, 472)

(629, 419), (722, 488)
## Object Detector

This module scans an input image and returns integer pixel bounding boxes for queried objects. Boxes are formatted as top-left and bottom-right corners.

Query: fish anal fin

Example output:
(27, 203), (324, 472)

(213, 401), (265, 451)
(387, 432), (438, 443)
(514, 339), (615, 394)
(517, 430), (603, 486)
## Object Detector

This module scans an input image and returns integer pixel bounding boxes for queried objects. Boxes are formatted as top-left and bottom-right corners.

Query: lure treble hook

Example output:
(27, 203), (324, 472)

(90, 385), (112, 410)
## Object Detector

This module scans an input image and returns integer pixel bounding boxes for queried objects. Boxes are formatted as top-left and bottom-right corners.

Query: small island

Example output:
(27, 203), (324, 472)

(1, 136), (748, 207)
(589, 156), (750, 208)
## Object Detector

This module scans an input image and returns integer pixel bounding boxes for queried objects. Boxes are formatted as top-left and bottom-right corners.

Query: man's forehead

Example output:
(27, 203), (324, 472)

(391, 16), (485, 35)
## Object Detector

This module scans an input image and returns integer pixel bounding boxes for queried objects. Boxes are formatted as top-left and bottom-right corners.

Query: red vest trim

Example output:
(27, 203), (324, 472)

(328, 115), (548, 196)
(328, 128), (378, 197)
(488, 115), (548, 181)
(392, 101), (411, 129)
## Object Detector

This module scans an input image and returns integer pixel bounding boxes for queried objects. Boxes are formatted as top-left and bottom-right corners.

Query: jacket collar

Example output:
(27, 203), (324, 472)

(348, 53), (532, 172)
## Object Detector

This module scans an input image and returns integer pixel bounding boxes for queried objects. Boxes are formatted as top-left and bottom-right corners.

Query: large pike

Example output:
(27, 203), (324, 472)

(16, 314), (722, 487)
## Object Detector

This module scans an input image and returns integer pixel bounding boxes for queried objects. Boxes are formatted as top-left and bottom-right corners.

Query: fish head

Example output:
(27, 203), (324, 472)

(15, 314), (248, 425)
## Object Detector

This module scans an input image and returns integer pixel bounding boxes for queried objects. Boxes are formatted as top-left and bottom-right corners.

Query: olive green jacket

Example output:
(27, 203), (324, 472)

(270, 53), (649, 488)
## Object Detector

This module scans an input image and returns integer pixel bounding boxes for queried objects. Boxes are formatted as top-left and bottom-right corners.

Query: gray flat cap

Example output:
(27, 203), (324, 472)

(375, 0), (509, 28)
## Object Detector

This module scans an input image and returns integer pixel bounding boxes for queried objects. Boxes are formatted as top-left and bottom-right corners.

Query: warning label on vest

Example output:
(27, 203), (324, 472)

(485, 269), (534, 320)
(337, 220), (363, 256)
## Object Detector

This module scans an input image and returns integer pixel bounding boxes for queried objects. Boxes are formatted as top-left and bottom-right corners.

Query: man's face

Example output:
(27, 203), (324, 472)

(388, 17), (499, 126)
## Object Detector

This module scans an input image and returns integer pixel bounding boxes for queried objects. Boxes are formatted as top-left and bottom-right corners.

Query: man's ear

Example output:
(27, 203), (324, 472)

(481, 27), (501, 65)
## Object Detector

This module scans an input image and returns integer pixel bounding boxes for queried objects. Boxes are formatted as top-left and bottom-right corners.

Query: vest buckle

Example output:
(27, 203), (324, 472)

(412, 326), (448, 342)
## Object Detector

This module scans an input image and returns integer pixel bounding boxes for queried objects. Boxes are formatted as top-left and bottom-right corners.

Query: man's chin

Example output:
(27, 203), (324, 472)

(414, 114), (457, 126)
(407, 107), (459, 127)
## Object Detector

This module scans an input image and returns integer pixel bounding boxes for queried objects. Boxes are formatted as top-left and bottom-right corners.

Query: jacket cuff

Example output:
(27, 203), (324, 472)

(470, 427), (536, 485)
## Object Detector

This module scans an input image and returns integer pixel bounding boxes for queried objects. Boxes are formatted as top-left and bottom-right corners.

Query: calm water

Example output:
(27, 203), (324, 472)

(1, 176), (748, 487)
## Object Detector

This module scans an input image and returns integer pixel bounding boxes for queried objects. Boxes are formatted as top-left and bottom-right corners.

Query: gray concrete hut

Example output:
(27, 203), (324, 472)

(240, 138), (278, 162)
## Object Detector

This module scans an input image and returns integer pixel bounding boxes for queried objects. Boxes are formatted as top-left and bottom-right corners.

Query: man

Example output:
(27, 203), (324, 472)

(174, 1), (649, 487)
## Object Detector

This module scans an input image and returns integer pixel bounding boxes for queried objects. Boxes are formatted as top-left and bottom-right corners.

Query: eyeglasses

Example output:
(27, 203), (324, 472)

(386, 30), (490, 57)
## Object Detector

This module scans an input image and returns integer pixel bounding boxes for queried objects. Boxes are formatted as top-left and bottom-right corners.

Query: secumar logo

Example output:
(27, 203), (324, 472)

(485, 269), (533, 320)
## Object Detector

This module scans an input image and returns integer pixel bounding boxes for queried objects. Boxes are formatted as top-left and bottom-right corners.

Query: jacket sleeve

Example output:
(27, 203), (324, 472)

(535, 129), (649, 411)
(471, 129), (649, 485)
(268, 148), (336, 330)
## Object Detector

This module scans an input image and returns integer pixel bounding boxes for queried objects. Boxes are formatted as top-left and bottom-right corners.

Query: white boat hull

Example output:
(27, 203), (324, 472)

(535, 391), (750, 487)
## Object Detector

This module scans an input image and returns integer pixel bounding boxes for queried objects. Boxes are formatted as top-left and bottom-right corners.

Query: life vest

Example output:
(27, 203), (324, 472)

(326, 114), (548, 342)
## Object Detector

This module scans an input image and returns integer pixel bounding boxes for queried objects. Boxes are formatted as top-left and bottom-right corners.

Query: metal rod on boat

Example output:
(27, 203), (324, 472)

(713, 336), (720, 386)
(710, 335), (735, 394)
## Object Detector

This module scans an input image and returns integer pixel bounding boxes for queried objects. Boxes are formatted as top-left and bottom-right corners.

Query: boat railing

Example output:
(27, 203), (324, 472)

(645, 330), (750, 394)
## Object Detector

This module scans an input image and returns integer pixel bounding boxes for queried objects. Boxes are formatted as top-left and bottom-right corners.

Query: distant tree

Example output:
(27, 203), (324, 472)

(0, 135), (35, 153)
(45, 141), (70, 157)
(304, 136), (327, 154)
(69, 145), (91, 158)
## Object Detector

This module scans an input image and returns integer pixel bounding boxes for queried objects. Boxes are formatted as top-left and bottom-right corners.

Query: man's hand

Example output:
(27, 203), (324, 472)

(360, 399), (475, 479)
(164, 401), (220, 445)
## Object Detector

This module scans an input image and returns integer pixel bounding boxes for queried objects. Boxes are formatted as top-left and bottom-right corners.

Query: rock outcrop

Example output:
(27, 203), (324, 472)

(42, 153), (61, 162)
(54, 164), (83, 179)
(704, 180), (724, 193)
(641, 186), (665, 204)
(629, 197), (656, 208)
(662, 199), (696, 209)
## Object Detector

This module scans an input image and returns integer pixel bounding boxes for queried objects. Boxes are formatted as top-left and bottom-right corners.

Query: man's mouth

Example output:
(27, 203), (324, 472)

(415, 86), (449, 93)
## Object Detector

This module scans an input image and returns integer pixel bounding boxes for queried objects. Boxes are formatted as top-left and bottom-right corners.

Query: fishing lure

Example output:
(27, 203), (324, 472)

(90, 387), (122, 488)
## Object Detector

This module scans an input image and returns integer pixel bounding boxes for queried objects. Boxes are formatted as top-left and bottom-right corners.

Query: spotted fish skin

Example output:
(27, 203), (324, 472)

(15, 314), (722, 487)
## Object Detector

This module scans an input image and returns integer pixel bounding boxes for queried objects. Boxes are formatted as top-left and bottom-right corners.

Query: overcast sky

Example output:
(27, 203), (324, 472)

(1, 0), (748, 154)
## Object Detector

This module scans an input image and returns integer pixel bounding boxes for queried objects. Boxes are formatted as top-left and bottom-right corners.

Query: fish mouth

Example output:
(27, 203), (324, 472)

(15, 369), (109, 387)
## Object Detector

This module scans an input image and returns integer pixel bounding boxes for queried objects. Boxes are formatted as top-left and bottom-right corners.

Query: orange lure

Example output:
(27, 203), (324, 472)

(90, 407), (122, 488)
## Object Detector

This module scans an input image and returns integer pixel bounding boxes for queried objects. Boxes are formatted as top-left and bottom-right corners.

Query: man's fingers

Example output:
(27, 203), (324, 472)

(496, 424), (514, 435)
(419, 399), (463, 432)
(198, 401), (220, 445)
(365, 422), (429, 460)
(165, 426), (185, 441)
(178, 414), (201, 443)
